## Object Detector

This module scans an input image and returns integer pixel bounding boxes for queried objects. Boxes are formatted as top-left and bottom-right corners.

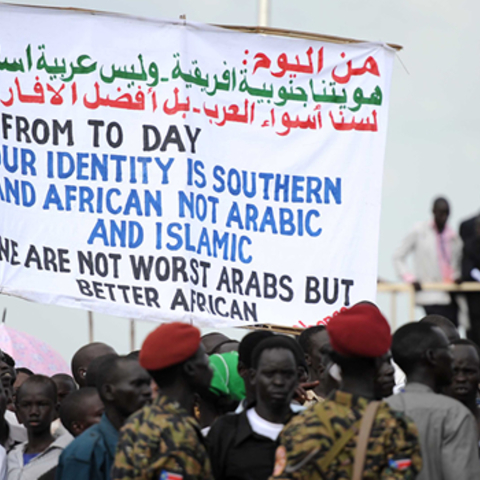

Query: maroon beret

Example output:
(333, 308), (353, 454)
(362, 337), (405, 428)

(326, 304), (391, 357)
(139, 322), (201, 370)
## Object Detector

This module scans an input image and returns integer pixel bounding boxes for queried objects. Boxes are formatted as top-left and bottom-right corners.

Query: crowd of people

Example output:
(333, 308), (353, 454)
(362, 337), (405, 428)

(0, 302), (477, 479)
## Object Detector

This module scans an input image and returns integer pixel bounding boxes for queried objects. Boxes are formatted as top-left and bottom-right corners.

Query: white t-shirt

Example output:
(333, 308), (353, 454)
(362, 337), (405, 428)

(246, 408), (284, 441)
(0, 445), (6, 480)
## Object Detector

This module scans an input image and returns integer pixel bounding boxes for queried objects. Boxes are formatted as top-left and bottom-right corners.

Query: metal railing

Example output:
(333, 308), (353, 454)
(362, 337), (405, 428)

(84, 282), (480, 347)
(377, 281), (480, 329)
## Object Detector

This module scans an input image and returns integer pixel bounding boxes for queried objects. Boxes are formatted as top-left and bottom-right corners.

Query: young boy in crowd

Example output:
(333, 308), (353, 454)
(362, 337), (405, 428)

(7, 375), (71, 480)
(59, 387), (104, 438)
(57, 356), (151, 480)
(51, 375), (76, 405)
(50, 374), (78, 439)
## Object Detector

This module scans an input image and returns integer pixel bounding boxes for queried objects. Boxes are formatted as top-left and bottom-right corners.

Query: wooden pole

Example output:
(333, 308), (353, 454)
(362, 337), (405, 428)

(258, 0), (269, 27)
(88, 311), (94, 343)
(409, 287), (416, 321)
(390, 291), (397, 330)
(129, 319), (136, 352)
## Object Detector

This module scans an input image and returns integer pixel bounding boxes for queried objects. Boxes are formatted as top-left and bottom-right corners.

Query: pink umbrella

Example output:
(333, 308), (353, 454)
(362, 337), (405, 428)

(0, 314), (69, 376)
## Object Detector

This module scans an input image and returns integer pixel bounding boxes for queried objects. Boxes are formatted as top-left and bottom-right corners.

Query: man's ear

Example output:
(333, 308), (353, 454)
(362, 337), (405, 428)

(183, 359), (195, 379)
(78, 367), (87, 380)
(15, 407), (24, 425)
(304, 353), (312, 368)
(53, 402), (60, 420)
(101, 383), (115, 403)
(249, 368), (257, 387)
(373, 356), (383, 372)
(71, 420), (84, 437)
(237, 361), (248, 380)
(425, 349), (436, 366)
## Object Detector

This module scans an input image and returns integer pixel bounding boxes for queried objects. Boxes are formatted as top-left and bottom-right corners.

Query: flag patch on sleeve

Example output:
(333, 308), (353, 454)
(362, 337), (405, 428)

(160, 471), (184, 480)
(388, 458), (412, 470)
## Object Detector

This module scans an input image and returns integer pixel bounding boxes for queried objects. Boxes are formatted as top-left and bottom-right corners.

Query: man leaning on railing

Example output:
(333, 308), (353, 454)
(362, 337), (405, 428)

(393, 197), (462, 326)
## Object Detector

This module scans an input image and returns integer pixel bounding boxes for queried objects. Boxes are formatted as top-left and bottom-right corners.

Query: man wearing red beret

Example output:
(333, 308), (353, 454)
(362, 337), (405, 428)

(112, 322), (213, 480)
(270, 304), (422, 480)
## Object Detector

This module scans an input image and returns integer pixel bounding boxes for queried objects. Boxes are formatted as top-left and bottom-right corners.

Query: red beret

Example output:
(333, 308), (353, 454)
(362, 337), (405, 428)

(326, 304), (391, 357)
(139, 322), (201, 370)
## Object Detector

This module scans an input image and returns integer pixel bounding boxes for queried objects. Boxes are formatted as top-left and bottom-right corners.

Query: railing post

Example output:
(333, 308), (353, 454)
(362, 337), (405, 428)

(409, 286), (416, 321)
(129, 319), (136, 352)
(390, 291), (397, 330)
(378, 282), (480, 328)
(87, 311), (94, 343)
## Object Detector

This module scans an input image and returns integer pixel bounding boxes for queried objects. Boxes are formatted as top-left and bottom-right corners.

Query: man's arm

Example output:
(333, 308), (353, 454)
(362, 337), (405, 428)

(460, 219), (473, 243)
(270, 413), (329, 480)
(0, 446), (6, 480)
(55, 440), (93, 480)
(441, 410), (480, 480)
(148, 420), (213, 480)
(451, 234), (463, 281)
(381, 412), (422, 480)
(146, 447), (212, 480)
(113, 418), (212, 480)
(111, 422), (139, 480)
(461, 244), (476, 281)
(393, 227), (419, 283)
(206, 416), (234, 480)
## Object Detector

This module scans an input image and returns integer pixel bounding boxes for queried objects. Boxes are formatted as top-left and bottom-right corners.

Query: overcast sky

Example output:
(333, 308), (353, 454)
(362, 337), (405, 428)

(1, 0), (479, 363)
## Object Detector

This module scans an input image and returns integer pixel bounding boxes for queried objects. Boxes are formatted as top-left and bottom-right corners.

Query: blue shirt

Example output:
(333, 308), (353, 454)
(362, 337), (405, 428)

(56, 414), (119, 480)
(22, 453), (39, 465)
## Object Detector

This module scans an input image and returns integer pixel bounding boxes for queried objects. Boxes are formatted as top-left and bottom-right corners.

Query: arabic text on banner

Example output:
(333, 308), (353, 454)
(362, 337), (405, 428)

(0, 5), (395, 328)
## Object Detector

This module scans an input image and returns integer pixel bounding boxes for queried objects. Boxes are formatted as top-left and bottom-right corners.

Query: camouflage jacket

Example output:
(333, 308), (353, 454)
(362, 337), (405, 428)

(112, 394), (213, 480)
(270, 391), (422, 480)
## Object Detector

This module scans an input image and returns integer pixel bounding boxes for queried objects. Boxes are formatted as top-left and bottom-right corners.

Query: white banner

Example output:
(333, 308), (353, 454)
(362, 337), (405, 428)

(0, 4), (395, 328)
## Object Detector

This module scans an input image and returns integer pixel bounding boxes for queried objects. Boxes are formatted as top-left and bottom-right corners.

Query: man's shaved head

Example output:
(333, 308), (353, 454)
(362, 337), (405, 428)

(51, 373), (77, 404)
(59, 387), (104, 437)
(71, 342), (117, 387)
(419, 315), (460, 344)
(201, 333), (231, 355)
(85, 353), (119, 388)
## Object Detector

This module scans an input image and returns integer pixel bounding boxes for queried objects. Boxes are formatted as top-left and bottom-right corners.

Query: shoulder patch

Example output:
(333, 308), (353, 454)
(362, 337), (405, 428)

(389, 458), (412, 471)
(160, 471), (184, 480)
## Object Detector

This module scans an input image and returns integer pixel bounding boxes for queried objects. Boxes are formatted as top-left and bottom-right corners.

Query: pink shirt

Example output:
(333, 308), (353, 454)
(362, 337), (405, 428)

(434, 222), (456, 282)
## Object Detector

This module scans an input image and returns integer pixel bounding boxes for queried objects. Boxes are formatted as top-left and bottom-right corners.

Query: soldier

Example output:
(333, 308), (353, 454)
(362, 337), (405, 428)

(270, 304), (422, 480)
(112, 322), (213, 480)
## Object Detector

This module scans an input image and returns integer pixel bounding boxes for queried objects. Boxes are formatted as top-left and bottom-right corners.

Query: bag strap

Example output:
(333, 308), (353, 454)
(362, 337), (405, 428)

(352, 401), (381, 480)
(314, 407), (360, 473)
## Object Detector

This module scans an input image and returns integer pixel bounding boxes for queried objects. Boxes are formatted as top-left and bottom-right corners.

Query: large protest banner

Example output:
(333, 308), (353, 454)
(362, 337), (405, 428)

(0, 4), (396, 328)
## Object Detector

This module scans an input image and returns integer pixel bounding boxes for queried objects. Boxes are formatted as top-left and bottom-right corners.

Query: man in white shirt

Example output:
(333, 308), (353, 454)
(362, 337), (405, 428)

(393, 197), (462, 325)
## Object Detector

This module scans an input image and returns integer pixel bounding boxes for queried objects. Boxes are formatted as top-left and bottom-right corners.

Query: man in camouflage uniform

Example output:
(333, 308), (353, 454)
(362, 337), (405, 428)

(270, 304), (422, 480)
(112, 322), (213, 480)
